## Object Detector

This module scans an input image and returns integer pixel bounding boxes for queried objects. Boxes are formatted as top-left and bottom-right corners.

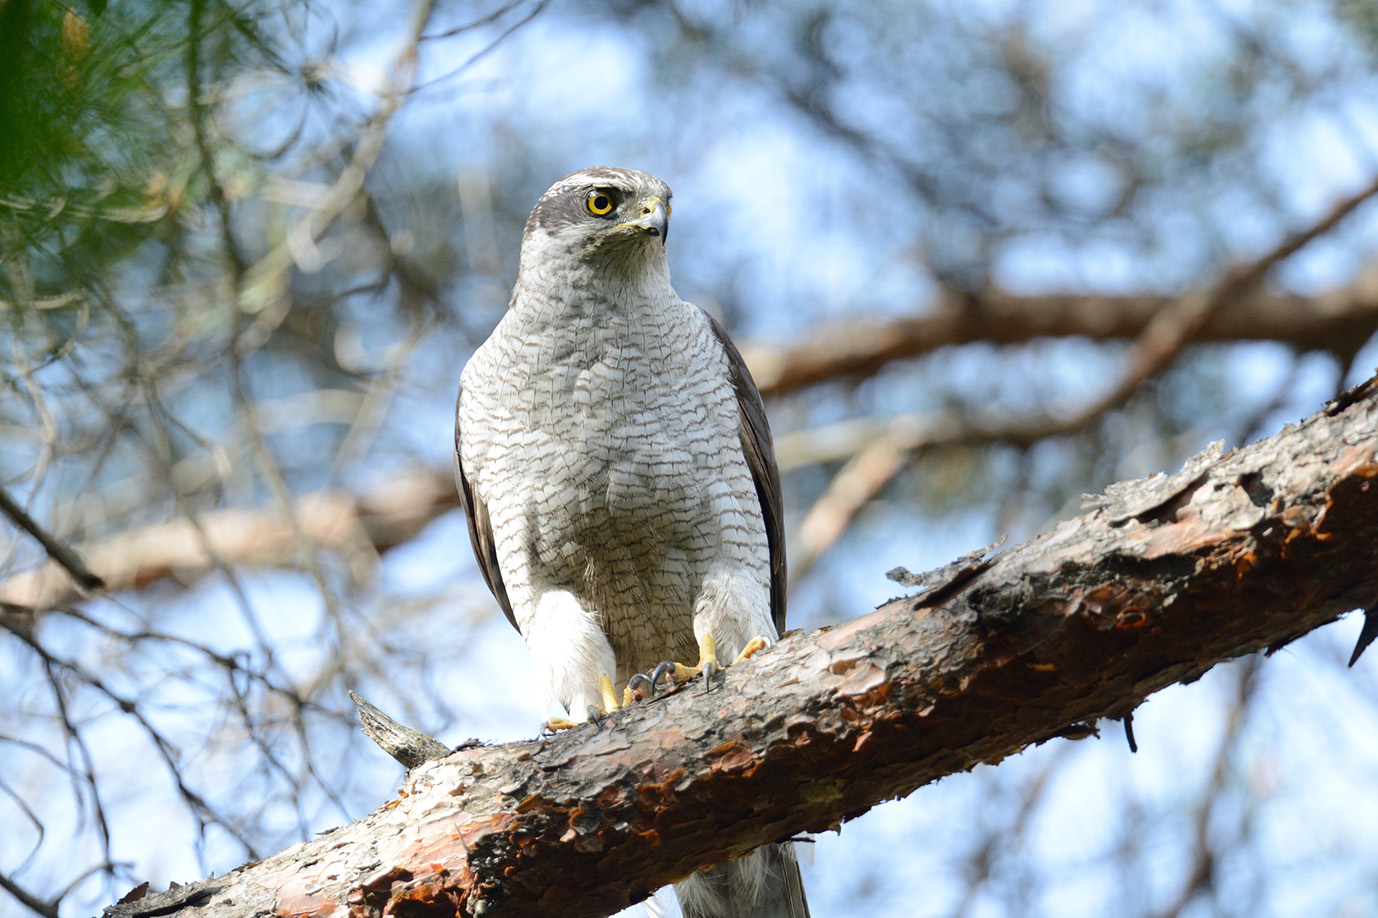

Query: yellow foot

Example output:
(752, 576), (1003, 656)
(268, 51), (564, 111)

(541, 673), (621, 735)
(671, 633), (720, 683)
(542, 716), (582, 734)
(599, 673), (620, 713)
(657, 632), (772, 693)
(623, 633), (774, 705)
(732, 636), (769, 666)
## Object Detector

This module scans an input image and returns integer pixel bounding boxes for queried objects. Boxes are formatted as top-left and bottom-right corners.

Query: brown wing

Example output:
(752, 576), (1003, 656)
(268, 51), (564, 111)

(454, 387), (516, 630)
(705, 313), (787, 635)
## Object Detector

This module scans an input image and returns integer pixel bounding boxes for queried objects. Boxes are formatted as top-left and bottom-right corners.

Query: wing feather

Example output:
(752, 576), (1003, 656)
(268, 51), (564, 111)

(705, 314), (787, 635)
(454, 388), (517, 630)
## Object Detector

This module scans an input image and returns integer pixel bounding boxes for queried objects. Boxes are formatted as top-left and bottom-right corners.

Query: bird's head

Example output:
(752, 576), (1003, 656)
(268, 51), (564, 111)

(518, 167), (673, 280)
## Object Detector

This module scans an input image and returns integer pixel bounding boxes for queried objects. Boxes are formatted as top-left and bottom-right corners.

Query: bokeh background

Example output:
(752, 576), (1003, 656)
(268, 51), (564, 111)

(4, 1), (1378, 916)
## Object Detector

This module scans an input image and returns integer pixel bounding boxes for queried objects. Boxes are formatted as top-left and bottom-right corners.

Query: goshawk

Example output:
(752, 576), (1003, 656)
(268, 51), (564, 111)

(455, 167), (808, 918)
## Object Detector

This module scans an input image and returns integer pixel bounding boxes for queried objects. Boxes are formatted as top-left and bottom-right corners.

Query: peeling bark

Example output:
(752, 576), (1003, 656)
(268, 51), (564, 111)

(103, 378), (1378, 918)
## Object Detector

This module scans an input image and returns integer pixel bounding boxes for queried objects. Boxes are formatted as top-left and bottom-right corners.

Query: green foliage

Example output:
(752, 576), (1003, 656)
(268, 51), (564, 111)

(1, 0), (189, 300)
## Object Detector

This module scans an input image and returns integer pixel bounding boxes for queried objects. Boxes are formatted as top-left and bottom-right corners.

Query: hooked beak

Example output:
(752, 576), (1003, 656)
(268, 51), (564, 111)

(620, 196), (669, 244)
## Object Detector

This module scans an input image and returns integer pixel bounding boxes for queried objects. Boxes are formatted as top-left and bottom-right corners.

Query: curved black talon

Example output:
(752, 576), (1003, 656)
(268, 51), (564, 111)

(627, 671), (658, 700)
(631, 661), (678, 699)
(587, 704), (603, 726)
(651, 660), (676, 688)
(702, 659), (719, 693)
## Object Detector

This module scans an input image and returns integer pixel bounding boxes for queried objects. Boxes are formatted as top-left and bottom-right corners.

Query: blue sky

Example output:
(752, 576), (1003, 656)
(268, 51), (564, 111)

(6, 1), (1378, 916)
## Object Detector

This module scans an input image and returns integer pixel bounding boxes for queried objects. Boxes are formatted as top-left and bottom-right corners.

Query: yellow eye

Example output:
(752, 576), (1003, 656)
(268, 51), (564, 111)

(586, 190), (615, 216)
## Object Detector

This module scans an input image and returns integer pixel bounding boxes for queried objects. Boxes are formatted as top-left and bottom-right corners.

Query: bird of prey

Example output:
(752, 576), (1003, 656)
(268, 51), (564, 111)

(455, 167), (809, 918)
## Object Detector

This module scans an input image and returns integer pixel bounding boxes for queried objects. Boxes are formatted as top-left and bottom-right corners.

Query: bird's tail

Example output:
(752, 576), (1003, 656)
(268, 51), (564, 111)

(674, 842), (810, 918)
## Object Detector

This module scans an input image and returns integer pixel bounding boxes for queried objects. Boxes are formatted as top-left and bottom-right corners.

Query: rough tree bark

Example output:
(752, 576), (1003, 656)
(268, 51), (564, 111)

(101, 375), (1378, 918)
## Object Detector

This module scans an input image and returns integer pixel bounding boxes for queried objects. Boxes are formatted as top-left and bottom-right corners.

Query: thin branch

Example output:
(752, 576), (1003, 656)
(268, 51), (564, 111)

(0, 486), (104, 593)
(3, 610), (263, 859)
(1156, 658), (1259, 918)
(409, 0), (550, 93)
(792, 434), (907, 581)
(237, 0), (434, 334)
(0, 871), (58, 918)
(1103, 170), (1378, 408)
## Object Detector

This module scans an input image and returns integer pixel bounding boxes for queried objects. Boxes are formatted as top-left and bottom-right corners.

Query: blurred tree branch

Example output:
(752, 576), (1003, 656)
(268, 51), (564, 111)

(787, 173), (1378, 576)
(0, 468), (457, 608)
(103, 376), (1378, 918)
(0, 485), (103, 594)
(1158, 657), (1259, 918)
(744, 279), (1378, 399)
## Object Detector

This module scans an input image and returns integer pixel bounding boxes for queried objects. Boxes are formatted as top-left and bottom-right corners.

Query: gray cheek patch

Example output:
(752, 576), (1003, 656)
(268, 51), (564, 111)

(528, 192), (589, 236)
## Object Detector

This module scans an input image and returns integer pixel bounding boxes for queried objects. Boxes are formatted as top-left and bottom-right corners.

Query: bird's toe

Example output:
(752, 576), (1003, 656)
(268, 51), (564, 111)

(541, 716), (582, 735)
(732, 635), (769, 666)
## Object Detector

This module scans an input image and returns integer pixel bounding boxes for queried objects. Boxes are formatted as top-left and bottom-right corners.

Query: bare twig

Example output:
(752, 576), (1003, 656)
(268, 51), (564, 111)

(0, 486), (103, 594)
(1156, 659), (1259, 918)
(0, 871), (59, 918)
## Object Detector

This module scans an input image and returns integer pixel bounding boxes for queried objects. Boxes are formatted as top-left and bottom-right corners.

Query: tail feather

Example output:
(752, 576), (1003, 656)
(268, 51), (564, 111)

(675, 842), (809, 918)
